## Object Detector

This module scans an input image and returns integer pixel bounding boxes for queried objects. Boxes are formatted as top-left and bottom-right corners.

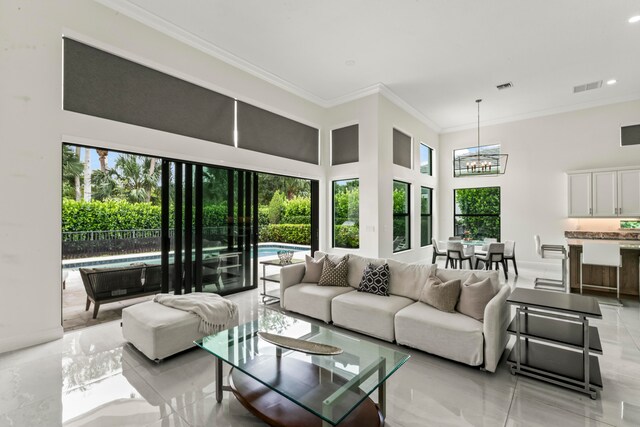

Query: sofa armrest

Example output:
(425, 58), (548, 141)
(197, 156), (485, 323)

(482, 285), (511, 372)
(279, 263), (306, 308)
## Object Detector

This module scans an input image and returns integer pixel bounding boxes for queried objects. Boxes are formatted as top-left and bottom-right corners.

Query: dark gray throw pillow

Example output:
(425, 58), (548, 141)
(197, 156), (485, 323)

(358, 263), (390, 296)
(318, 256), (350, 287)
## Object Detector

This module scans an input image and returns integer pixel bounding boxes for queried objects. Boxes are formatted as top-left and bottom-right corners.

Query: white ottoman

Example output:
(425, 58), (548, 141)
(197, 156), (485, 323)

(122, 300), (239, 361)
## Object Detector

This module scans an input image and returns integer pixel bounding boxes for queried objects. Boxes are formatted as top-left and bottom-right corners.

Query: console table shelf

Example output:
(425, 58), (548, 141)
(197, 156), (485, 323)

(506, 288), (603, 400)
(507, 313), (602, 354)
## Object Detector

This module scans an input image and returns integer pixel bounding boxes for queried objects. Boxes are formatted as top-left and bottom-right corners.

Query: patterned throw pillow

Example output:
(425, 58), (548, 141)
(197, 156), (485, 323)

(358, 263), (390, 296)
(318, 256), (350, 287)
(419, 276), (461, 312)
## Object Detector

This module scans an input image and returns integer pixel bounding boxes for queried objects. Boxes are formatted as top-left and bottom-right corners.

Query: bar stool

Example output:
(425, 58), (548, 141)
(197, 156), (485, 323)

(580, 242), (622, 306)
(446, 241), (473, 269)
(533, 235), (567, 292)
(431, 238), (447, 264)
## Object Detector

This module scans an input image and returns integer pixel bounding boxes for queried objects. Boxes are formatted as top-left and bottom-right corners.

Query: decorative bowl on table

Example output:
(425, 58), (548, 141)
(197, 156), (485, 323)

(277, 250), (294, 264)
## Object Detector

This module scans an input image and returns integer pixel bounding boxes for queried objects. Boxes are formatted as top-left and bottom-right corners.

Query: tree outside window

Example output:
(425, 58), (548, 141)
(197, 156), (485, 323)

(454, 187), (500, 240)
(393, 181), (410, 252)
(333, 179), (359, 248)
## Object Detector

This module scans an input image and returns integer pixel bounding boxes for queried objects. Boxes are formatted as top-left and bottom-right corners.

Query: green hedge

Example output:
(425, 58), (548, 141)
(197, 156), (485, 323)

(259, 224), (310, 245)
(62, 200), (162, 232)
(334, 224), (359, 248)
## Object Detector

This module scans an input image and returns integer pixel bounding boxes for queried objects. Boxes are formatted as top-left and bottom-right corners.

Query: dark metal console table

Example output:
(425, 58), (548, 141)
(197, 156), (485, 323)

(506, 288), (603, 399)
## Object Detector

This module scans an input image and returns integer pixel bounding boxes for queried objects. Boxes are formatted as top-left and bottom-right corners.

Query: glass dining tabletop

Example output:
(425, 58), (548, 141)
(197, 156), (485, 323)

(195, 310), (410, 425)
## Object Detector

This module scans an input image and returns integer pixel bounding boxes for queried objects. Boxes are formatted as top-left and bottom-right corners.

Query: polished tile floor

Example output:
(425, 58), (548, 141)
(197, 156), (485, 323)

(2, 261), (640, 426)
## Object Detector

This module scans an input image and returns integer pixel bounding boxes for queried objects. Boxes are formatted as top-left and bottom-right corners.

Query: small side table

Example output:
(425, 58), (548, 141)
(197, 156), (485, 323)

(506, 288), (603, 399)
(259, 259), (304, 305)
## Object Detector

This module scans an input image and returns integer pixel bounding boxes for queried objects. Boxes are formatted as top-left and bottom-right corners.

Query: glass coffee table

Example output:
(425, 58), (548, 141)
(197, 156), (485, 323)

(195, 310), (410, 426)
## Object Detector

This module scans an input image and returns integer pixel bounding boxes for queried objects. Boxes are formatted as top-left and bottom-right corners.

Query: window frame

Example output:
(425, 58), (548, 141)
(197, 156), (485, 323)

(453, 186), (501, 240)
(392, 180), (411, 253)
(420, 186), (433, 247)
(419, 143), (433, 175)
(332, 178), (359, 249)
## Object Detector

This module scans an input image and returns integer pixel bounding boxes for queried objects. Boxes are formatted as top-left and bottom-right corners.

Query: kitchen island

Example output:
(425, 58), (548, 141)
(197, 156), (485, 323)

(565, 231), (640, 298)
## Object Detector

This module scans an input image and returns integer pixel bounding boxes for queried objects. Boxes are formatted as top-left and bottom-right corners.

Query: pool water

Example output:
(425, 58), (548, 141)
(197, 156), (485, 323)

(255, 245), (309, 257)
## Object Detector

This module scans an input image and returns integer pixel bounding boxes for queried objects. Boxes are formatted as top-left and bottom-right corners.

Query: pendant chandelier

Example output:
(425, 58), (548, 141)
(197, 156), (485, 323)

(453, 99), (508, 177)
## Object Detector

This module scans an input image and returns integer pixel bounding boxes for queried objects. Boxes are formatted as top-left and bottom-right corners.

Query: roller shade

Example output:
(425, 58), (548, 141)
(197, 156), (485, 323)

(236, 101), (319, 164)
(393, 129), (412, 168)
(331, 124), (359, 165)
(63, 38), (235, 146)
(621, 124), (640, 146)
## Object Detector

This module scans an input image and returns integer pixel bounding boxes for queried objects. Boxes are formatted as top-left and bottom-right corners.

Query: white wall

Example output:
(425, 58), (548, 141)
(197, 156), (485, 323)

(0, 0), (441, 353)
(0, 0), (327, 353)
(438, 99), (640, 264)
(377, 96), (440, 263)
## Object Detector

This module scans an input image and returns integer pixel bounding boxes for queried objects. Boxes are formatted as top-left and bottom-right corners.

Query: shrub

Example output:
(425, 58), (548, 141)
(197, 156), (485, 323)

(259, 224), (310, 245)
(268, 190), (286, 224)
(282, 196), (311, 224)
(62, 199), (162, 232)
(334, 225), (359, 248)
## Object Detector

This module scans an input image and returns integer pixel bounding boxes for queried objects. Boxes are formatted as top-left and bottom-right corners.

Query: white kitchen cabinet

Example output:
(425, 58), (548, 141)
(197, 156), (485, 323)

(568, 173), (592, 217)
(617, 169), (640, 217)
(592, 171), (617, 217)
(567, 168), (640, 217)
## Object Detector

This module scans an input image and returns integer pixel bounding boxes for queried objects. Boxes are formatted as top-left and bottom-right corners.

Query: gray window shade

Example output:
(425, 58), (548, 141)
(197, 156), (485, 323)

(236, 101), (319, 164)
(63, 38), (234, 146)
(331, 124), (359, 165)
(621, 124), (640, 146)
(393, 129), (412, 168)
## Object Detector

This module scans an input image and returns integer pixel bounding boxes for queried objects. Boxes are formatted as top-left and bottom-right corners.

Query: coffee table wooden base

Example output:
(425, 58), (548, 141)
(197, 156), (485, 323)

(228, 363), (383, 427)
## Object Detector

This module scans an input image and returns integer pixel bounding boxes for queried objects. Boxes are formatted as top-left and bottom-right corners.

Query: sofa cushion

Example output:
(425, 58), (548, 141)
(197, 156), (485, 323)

(387, 260), (437, 300)
(456, 273), (497, 322)
(358, 263), (390, 296)
(346, 254), (386, 288)
(283, 283), (354, 323)
(419, 276), (461, 312)
(318, 256), (350, 287)
(395, 302), (484, 366)
(301, 254), (324, 283)
(331, 291), (414, 341)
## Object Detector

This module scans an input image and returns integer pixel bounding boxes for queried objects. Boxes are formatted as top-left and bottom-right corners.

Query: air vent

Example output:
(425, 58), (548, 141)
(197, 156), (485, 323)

(496, 82), (513, 90)
(573, 80), (602, 93)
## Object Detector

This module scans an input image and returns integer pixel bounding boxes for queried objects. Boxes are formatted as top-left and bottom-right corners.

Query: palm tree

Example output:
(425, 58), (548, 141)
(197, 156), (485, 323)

(96, 149), (109, 172)
(62, 145), (83, 199)
(113, 154), (162, 203)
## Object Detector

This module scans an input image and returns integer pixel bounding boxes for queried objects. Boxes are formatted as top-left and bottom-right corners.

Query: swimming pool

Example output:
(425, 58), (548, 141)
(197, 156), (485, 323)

(63, 243), (311, 269)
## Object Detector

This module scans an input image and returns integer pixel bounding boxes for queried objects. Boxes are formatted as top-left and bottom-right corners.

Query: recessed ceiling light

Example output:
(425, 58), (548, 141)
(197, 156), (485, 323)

(629, 15), (640, 23)
(607, 79), (617, 85)
(345, 59), (356, 66)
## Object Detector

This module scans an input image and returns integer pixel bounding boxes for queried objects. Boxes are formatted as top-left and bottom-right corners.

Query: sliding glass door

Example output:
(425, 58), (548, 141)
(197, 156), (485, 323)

(161, 161), (258, 295)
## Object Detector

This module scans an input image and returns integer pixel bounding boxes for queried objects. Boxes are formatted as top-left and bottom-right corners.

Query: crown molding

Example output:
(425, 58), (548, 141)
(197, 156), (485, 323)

(377, 84), (442, 133)
(94, 0), (327, 105)
(441, 92), (640, 134)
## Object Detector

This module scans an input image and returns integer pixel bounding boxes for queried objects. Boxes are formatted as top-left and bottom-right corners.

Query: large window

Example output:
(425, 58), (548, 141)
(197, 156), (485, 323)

(420, 143), (433, 175)
(454, 187), (500, 240)
(420, 187), (433, 247)
(393, 181), (410, 252)
(333, 179), (359, 248)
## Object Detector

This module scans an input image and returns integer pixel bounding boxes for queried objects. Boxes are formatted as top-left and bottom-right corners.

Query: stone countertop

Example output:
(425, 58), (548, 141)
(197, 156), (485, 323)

(566, 239), (640, 250)
(564, 230), (640, 240)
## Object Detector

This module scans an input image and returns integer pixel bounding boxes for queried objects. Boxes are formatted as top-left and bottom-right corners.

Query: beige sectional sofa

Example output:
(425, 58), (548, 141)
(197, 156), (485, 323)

(280, 252), (511, 373)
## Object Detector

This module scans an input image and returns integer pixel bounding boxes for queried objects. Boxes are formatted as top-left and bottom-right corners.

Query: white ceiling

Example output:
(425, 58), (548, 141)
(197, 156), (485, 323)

(100, 0), (640, 132)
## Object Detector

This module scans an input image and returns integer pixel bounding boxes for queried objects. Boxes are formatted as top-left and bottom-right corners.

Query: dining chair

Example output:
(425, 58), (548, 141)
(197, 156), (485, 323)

(448, 236), (462, 241)
(431, 238), (447, 264)
(533, 234), (567, 292)
(474, 242), (507, 280)
(503, 240), (518, 275)
(446, 241), (473, 269)
(476, 238), (497, 255)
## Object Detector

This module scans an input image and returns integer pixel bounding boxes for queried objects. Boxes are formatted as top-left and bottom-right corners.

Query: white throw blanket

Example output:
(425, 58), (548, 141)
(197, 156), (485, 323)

(153, 292), (238, 334)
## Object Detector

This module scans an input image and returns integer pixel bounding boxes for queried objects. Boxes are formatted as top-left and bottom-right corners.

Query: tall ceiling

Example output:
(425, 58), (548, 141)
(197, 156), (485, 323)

(99, 0), (640, 132)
